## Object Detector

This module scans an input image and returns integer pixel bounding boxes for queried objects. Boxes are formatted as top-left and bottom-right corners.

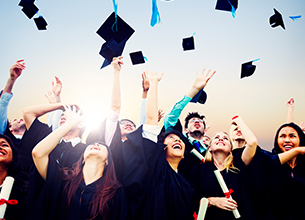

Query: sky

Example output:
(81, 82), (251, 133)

(1, 0), (305, 151)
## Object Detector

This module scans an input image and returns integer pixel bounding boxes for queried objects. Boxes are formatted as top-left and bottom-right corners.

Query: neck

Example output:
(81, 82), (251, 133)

(287, 156), (297, 169)
(83, 159), (104, 185)
(189, 132), (204, 141)
(166, 157), (181, 171)
(11, 128), (26, 137)
(212, 151), (228, 171)
(232, 139), (246, 149)
(63, 131), (79, 141)
(121, 135), (127, 141)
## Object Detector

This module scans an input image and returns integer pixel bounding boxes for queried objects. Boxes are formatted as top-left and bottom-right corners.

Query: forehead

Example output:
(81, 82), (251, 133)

(165, 133), (180, 140)
(0, 138), (10, 146)
(279, 126), (298, 135)
(190, 117), (201, 120)
(213, 132), (229, 139)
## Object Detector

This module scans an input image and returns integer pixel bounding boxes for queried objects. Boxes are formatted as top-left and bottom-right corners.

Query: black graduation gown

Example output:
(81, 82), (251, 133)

(1, 180), (27, 220)
(121, 126), (195, 220)
(25, 118), (87, 214)
(190, 159), (256, 220)
(246, 146), (305, 220)
(26, 156), (127, 220)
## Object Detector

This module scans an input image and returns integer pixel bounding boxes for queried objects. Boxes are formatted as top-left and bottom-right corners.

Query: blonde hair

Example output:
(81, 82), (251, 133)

(204, 132), (239, 173)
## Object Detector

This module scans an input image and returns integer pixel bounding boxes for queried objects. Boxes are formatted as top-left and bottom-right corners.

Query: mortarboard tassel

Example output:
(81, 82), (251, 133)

(111, 0), (118, 32)
(150, 0), (161, 27)
(289, 15), (302, 21)
(228, 0), (236, 18)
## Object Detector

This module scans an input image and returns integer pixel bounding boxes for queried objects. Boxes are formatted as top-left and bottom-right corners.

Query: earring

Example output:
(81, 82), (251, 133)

(105, 161), (108, 166)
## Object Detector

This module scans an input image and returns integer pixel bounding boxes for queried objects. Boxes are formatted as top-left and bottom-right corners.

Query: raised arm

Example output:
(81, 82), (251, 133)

(46, 77), (63, 130)
(138, 72), (150, 126)
(164, 69), (216, 131)
(23, 103), (64, 130)
(110, 56), (123, 114)
(0, 60), (26, 134)
(186, 69), (216, 98)
(32, 106), (83, 180)
(286, 98), (294, 123)
(278, 147), (305, 165)
(145, 71), (163, 126)
(231, 115), (258, 166)
(1, 59), (25, 98)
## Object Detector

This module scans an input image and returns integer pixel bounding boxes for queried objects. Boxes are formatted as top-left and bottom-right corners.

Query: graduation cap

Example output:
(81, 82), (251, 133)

(99, 38), (127, 68)
(34, 16), (47, 30)
(20, 2), (39, 19)
(97, 12), (135, 68)
(129, 51), (145, 65)
(96, 12), (135, 43)
(215, 0), (238, 17)
(240, 59), (260, 79)
(190, 90), (207, 104)
(182, 36), (195, 51)
(18, 0), (35, 7)
(269, 8), (285, 30)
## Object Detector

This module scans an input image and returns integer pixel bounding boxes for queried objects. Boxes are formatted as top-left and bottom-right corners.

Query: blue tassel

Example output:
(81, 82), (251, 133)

(111, 0), (118, 32)
(289, 15), (302, 21)
(150, 0), (161, 27)
(228, 0), (236, 18)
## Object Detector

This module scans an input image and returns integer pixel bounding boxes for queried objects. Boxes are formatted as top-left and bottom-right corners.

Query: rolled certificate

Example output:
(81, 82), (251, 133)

(0, 176), (15, 218)
(214, 170), (241, 219)
(190, 149), (205, 162)
(197, 198), (209, 220)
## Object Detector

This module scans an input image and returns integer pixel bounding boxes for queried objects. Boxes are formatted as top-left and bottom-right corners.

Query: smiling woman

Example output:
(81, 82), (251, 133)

(0, 134), (28, 220)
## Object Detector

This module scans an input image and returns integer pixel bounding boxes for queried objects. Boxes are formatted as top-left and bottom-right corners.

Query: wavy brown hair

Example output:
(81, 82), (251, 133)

(60, 142), (121, 219)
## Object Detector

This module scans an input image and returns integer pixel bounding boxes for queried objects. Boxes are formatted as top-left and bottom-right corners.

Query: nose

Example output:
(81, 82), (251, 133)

(284, 136), (291, 142)
(174, 137), (181, 142)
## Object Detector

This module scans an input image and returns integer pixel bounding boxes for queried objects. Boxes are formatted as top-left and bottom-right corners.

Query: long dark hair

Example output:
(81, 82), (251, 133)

(272, 122), (305, 154)
(60, 142), (121, 220)
(0, 134), (29, 195)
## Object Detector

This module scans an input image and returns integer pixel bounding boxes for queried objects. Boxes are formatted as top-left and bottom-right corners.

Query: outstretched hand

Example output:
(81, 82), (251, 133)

(9, 59), (26, 81)
(142, 71), (150, 92)
(192, 68), (216, 90)
(111, 56), (124, 72)
(52, 76), (62, 97)
(146, 71), (164, 83)
(286, 98), (295, 108)
(63, 105), (83, 126)
(45, 90), (56, 104)
(158, 109), (164, 122)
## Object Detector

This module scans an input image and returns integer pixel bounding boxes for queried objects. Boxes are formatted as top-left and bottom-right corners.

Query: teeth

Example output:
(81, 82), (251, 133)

(173, 144), (181, 149)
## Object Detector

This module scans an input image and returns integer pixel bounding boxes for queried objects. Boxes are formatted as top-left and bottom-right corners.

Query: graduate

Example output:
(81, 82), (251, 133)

(27, 105), (127, 220)
(115, 71), (195, 220)
(0, 134), (28, 220)
(267, 123), (305, 219)
(190, 115), (259, 220)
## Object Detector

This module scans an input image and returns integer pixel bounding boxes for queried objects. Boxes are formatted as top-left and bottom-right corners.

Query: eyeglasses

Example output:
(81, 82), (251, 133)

(120, 120), (136, 127)
(189, 119), (204, 124)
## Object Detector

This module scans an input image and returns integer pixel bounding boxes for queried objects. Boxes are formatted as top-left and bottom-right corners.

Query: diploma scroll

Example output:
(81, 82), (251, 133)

(197, 198), (209, 220)
(0, 176), (15, 218)
(214, 170), (241, 219)
(190, 149), (205, 163)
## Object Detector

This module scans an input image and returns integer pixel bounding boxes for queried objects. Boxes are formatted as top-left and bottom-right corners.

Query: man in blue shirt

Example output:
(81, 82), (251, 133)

(163, 68), (216, 180)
